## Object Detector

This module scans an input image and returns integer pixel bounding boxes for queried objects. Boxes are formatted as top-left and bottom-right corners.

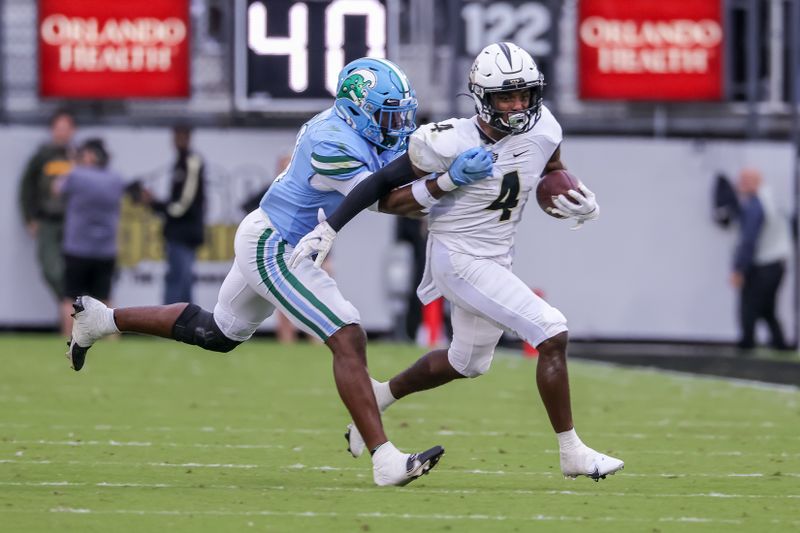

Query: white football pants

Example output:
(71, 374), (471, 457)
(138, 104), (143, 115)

(421, 235), (568, 377)
(213, 209), (360, 342)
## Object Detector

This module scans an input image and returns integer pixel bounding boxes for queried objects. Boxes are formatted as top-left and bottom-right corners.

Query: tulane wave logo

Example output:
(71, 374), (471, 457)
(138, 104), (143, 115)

(337, 69), (377, 106)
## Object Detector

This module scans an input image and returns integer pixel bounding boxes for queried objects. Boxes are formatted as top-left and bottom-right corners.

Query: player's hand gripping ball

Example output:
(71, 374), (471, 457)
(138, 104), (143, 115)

(536, 170), (581, 219)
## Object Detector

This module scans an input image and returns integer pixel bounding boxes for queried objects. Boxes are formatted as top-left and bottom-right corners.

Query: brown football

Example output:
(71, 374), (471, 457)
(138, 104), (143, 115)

(536, 169), (581, 219)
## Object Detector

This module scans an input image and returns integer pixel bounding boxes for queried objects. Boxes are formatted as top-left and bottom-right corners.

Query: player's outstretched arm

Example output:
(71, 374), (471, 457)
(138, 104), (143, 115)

(288, 147), (494, 269)
(288, 154), (423, 268)
(379, 146), (494, 216)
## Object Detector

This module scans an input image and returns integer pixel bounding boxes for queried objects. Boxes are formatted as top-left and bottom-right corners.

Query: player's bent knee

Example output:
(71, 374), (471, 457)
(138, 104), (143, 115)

(327, 323), (366, 352)
(172, 304), (242, 353)
(537, 330), (568, 356)
(448, 347), (493, 378)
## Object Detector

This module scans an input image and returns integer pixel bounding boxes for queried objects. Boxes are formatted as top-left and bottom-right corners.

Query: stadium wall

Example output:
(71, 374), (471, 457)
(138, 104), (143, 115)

(0, 126), (793, 343)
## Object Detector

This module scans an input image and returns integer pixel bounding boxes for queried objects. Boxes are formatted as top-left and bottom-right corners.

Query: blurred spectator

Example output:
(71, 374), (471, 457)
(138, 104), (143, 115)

(730, 168), (791, 351)
(53, 138), (124, 330)
(395, 217), (427, 340)
(144, 125), (206, 304)
(712, 172), (740, 228)
(18, 108), (76, 334)
(393, 114), (450, 344)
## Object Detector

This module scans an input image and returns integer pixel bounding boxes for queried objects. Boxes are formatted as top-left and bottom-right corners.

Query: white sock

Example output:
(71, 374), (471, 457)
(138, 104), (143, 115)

(104, 307), (120, 335)
(371, 440), (400, 464)
(372, 379), (397, 412)
(557, 428), (585, 453)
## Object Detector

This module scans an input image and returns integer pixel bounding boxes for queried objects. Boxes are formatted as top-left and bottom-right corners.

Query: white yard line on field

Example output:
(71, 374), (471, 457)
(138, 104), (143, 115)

(0, 480), (797, 500)
(32, 507), (746, 524)
(3, 439), (282, 449)
(5, 439), (797, 459)
(1, 422), (797, 442)
(4, 459), (796, 479)
(0, 459), (260, 468)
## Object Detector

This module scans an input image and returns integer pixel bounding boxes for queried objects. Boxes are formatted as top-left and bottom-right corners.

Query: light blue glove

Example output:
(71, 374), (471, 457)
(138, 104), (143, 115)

(448, 146), (494, 186)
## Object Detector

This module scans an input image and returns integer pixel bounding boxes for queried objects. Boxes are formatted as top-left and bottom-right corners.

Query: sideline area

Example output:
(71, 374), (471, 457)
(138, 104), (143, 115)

(567, 341), (800, 387)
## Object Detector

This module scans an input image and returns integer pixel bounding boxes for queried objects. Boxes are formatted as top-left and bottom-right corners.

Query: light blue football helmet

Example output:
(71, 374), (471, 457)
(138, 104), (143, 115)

(334, 57), (418, 151)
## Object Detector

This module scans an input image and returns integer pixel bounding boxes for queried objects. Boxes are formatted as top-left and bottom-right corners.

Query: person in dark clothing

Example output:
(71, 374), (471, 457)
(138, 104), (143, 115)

(395, 217), (427, 340)
(145, 125), (206, 304)
(730, 168), (791, 351)
(53, 138), (125, 325)
(18, 108), (76, 334)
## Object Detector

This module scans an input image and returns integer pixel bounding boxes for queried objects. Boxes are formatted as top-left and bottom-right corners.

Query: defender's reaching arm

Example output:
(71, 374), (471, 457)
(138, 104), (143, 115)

(289, 146), (493, 268)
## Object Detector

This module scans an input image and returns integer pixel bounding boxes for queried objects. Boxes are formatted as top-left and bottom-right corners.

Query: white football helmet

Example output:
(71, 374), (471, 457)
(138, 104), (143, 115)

(468, 42), (544, 135)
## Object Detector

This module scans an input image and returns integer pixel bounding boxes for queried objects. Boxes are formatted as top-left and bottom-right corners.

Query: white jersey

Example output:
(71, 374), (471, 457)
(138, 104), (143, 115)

(408, 105), (562, 257)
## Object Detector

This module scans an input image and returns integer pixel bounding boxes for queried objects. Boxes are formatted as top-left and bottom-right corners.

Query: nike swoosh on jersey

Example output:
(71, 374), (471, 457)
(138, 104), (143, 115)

(512, 150), (529, 157)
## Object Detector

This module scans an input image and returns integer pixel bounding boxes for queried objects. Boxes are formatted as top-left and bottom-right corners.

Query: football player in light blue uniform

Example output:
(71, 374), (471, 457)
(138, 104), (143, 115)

(260, 104), (403, 246)
(66, 57), (494, 486)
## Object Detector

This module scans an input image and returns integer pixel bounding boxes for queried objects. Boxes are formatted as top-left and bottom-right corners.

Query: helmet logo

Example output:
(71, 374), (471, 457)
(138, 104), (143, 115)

(338, 69), (377, 106)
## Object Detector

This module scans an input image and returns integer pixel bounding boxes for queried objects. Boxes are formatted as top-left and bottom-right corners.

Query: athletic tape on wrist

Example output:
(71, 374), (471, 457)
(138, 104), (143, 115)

(436, 172), (458, 192)
(411, 179), (440, 208)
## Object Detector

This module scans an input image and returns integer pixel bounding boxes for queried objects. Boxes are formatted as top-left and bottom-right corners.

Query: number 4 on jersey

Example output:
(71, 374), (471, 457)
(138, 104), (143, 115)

(487, 171), (520, 221)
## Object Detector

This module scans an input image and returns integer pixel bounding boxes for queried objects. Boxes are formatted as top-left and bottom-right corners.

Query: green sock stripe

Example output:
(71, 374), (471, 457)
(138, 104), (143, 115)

(275, 241), (346, 328)
(256, 229), (328, 340)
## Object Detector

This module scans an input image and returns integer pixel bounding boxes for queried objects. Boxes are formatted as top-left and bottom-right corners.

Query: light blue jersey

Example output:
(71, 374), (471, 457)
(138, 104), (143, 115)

(260, 108), (399, 246)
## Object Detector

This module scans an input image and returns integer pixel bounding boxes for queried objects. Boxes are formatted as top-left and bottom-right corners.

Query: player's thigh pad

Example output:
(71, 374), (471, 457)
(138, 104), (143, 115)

(430, 237), (567, 347)
(448, 305), (504, 377)
(231, 210), (360, 342)
(214, 257), (275, 342)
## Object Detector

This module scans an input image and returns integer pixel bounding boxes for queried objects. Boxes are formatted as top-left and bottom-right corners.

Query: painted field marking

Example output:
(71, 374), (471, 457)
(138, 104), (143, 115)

(4, 422), (797, 444)
(2, 459), (798, 479)
(3, 439), (282, 449)
(4, 507), (744, 524)
(1, 480), (798, 501)
(4, 439), (797, 459)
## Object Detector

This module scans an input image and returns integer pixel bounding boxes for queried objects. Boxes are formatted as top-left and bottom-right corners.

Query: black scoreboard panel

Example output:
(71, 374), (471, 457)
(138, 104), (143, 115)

(235, 0), (388, 112)
(234, 0), (559, 113)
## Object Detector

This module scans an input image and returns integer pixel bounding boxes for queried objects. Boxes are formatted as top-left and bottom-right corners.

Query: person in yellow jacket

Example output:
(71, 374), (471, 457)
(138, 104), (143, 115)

(18, 108), (75, 334)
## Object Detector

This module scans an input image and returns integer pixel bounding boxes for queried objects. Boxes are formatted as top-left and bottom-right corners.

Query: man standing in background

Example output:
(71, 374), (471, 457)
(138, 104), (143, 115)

(145, 125), (206, 304)
(18, 108), (76, 334)
(730, 167), (792, 351)
(53, 138), (124, 324)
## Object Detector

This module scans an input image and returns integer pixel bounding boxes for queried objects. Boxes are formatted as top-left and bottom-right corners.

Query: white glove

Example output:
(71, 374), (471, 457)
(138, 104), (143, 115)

(551, 182), (600, 230)
(288, 208), (337, 269)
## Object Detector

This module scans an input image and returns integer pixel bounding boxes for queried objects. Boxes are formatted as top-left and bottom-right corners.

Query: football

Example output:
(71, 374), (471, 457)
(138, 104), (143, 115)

(536, 169), (581, 218)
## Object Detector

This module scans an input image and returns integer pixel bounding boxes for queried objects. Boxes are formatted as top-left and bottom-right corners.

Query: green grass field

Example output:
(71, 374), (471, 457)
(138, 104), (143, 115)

(1, 335), (798, 532)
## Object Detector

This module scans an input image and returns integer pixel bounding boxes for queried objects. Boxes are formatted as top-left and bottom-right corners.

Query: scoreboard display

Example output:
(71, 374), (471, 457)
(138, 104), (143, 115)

(235, 0), (389, 112)
(234, 0), (558, 113)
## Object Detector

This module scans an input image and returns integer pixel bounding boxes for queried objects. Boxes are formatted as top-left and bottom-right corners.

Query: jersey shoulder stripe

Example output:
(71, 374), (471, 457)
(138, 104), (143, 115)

(309, 137), (367, 179)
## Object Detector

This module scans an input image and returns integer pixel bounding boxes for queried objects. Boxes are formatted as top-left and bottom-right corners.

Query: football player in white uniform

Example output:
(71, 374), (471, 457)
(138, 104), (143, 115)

(291, 42), (623, 481)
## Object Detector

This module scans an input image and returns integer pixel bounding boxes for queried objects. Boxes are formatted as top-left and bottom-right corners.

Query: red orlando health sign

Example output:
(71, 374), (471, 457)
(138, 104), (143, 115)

(578, 0), (723, 100)
(39, 0), (190, 98)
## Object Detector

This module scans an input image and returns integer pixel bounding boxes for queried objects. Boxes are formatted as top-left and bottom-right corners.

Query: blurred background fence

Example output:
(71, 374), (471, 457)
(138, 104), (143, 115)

(1, 0), (798, 345)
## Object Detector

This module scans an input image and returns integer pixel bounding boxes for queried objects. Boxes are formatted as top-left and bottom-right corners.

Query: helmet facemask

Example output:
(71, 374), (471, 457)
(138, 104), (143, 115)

(468, 42), (546, 135)
(334, 58), (418, 152)
(364, 97), (418, 151)
(471, 79), (544, 135)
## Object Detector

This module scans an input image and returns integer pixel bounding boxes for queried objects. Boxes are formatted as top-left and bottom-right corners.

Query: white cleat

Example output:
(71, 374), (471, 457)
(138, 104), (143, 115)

(372, 443), (445, 487)
(345, 423), (366, 458)
(561, 446), (624, 481)
(65, 296), (118, 371)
